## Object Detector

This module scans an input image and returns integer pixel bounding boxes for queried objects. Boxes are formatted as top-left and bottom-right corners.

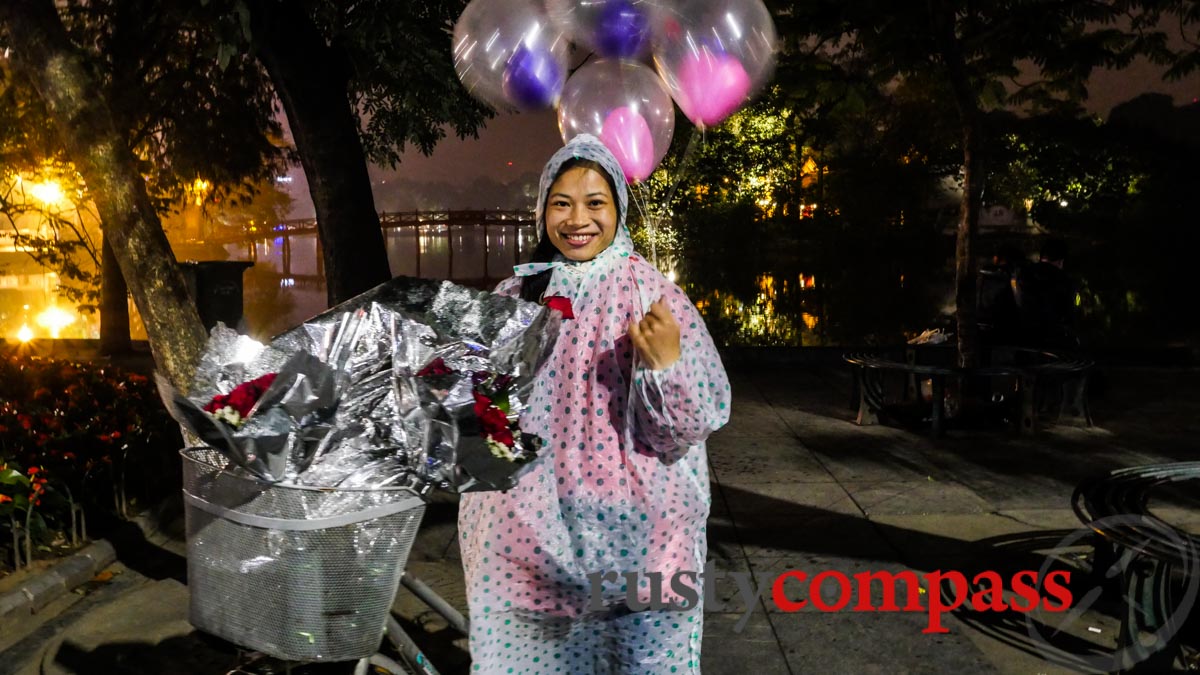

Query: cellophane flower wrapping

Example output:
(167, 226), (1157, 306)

(158, 276), (560, 493)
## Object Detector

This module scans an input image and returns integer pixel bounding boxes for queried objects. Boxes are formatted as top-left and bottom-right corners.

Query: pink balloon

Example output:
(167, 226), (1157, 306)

(675, 51), (751, 127)
(599, 106), (655, 183)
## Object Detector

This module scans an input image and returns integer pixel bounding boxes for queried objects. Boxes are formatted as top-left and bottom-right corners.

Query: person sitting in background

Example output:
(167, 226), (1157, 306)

(1014, 239), (1078, 350)
(977, 245), (1023, 346)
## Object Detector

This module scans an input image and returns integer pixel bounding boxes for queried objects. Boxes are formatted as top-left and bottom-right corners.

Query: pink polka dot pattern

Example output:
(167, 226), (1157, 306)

(459, 255), (730, 671)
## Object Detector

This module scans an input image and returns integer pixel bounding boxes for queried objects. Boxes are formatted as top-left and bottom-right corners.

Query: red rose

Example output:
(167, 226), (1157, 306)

(487, 424), (514, 448)
(472, 390), (513, 446)
(249, 372), (277, 393)
(472, 390), (492, 417)
(544, 296), (574, 320)
(204, 372), (278, 418)
(227, 388), (257, 416)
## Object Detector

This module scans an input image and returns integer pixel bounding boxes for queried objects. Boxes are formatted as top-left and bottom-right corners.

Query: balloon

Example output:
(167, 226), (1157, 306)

(599, 107), (655, 182)
(547, 0), (657, 60)
(503, 44), (563, 109)
(558, 59), (675, 184)
(675, 50), (751, 127)
(595, 1), (652, 58)
(452, 0), (568, 111)
(651, 0), (777, 129)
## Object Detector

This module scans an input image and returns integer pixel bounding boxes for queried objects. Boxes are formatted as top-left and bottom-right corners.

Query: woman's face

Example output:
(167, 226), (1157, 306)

(544, 166), (618, 262)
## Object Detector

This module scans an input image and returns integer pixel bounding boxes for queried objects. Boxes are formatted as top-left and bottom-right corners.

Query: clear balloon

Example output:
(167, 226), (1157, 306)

(453, 0), (569, 112)
(651, 0), (777, 129)
(558, 59), (675, 184)
(547, 0), (659, 60)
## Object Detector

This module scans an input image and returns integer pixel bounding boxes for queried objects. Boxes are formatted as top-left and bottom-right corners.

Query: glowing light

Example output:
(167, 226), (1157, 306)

(1059, 199), (1068, 207)
(35, 306), (74, 338)
(29, 181), (65, 206)
(232, 336), (264, 364)
(17, 324), (34, 342)
(192, 178), (211, 206)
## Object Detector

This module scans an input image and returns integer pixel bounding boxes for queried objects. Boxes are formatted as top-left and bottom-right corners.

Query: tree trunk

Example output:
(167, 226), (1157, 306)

(246, 0), (391, 306)
(99, 236), (131, 354)
(2, 0), (206, 388)
(953, 124), (983, 369)
(932, 3), (983, 369)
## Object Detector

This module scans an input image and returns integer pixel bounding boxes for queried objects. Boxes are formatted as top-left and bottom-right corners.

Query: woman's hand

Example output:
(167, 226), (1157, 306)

(628, 297), (681, 371)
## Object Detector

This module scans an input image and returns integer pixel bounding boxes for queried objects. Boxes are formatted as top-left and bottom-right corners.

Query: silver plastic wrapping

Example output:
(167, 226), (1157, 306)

(160, 276), (559, 494)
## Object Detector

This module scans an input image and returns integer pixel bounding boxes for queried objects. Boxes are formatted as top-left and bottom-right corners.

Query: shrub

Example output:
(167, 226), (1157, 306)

(0, 347), (181, 569)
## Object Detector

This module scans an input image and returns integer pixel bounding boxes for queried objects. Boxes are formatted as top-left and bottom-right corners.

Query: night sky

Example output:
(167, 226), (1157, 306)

(278, 59), (1199, 220)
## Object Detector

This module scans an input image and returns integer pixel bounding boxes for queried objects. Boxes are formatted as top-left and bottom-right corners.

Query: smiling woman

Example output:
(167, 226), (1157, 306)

(457, 134), (732, 673)
(543, 163), (619, 262)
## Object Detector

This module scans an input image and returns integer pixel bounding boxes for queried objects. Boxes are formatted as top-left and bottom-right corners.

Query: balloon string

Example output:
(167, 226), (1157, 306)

(660, 127), (703, 218)
(630, 127), (704, 272)
(629, 184), (656, 268)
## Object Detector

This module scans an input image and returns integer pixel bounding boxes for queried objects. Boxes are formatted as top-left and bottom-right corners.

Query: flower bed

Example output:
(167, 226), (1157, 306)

(0, 347), (181, 573)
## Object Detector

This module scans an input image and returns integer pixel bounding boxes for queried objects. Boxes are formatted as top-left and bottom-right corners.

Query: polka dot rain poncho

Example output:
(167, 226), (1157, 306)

(458, 135), (731, 673)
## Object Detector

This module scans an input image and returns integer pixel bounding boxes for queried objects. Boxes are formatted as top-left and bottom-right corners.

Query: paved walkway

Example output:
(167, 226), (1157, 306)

(3, 363), (1199, 674)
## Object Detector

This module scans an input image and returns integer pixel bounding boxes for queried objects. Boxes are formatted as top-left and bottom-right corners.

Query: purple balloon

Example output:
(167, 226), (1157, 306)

(503, 44), (564, 109)
(594, 1), (650, 59)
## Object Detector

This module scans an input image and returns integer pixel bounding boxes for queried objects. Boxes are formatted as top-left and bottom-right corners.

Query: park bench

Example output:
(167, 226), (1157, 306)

(844, 346), (1093, 437)
(1072, 462), (1200, 672)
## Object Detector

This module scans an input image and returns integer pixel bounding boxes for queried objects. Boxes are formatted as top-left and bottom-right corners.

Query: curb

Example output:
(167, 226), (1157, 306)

(0, 540), (117, 622)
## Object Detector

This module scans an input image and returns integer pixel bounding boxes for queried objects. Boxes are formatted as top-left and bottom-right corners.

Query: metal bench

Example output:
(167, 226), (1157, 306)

(1073, 462), (1200, 672)
(844, 347), (1093, 437)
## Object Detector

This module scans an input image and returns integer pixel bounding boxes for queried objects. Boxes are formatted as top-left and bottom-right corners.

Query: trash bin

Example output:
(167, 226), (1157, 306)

(178, 260), (254, 332)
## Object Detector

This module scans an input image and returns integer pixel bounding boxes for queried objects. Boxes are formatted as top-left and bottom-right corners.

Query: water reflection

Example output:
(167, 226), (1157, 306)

(687, 274), (824, 346)
(0, 269), (99, 340)
(190, 222), (539, 341)
(7, 208), (1161, 345)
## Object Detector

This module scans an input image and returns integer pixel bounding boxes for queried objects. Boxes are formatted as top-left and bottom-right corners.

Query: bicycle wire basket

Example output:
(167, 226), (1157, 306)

(181, 447), (426, 662)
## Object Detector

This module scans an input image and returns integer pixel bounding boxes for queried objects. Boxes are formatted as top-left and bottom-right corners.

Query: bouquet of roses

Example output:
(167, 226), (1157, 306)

(158, 276), (560, 492)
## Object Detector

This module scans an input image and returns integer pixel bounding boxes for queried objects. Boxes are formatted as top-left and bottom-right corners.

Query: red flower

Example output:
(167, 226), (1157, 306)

(472, 390), (514, 447)
(417, 358), (453, 377)
(204, 372), (278, 418)
(544, 296), (574, 320)
(472, 390), (492, 418)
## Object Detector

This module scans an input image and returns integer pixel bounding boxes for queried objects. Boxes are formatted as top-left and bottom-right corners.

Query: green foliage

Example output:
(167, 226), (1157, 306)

(983, 100), (1200, 346)
(0, 0), (287, 313)
(56, 0), (288, 211)
(301, 0), (494, 166)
